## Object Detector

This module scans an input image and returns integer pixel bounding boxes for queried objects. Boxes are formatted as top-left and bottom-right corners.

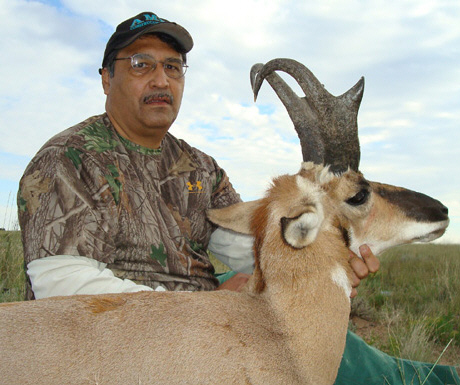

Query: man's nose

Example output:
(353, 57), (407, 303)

(148, 65), (169, 88)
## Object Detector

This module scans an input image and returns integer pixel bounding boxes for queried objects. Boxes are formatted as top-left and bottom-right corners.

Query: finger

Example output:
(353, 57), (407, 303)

(350, 271), (361, 288)
(349, 262), (361, 298)
(232, 273), (249, 289)
(236, 281), (248, 292)
(349, 252), (369, 279)
(350, 287), (358, 298)
(359, 244), (380, 273)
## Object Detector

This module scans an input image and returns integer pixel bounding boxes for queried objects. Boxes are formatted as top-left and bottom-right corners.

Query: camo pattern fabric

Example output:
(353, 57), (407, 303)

(18, 114), (241, 300)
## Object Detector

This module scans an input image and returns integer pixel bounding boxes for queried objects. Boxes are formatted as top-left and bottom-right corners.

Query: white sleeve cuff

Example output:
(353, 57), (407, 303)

(208, 228), (254, 274)
(26, 255), (162, 299)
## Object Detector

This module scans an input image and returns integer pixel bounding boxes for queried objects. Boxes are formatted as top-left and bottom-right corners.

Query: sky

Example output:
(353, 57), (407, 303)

(0, 0), (459, 244)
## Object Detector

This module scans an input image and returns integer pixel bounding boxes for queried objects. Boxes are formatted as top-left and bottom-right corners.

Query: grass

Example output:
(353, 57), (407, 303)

(1, 231), (459, 372)
(351, 243), (460, 367)
(0, 231), (25, 303)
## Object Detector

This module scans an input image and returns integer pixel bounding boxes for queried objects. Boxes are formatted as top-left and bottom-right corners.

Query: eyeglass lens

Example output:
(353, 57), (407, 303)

(130, 54), (186, 78)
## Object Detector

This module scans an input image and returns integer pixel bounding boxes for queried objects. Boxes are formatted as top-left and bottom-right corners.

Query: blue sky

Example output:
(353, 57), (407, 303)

(1, 0), (459, 244)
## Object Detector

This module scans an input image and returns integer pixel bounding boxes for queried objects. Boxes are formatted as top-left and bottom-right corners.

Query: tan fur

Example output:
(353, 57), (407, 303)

(0, 164), (448, 385)
(84, 295), (128, 313)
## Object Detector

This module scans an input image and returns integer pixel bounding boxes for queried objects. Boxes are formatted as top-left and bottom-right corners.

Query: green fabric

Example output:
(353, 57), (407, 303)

(335, 331), (460, 385)
(215, 270), (238, 285)
(215, 271), (459, 385)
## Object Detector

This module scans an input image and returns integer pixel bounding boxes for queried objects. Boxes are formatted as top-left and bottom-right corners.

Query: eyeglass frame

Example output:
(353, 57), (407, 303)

(113, 53), (189, 79)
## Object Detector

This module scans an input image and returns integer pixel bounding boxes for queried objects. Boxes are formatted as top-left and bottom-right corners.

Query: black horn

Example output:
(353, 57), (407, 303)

(251, 58), (364, 173)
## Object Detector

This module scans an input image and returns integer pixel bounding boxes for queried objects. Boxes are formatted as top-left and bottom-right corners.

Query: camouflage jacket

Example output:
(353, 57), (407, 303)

(18, 114), (241, 299)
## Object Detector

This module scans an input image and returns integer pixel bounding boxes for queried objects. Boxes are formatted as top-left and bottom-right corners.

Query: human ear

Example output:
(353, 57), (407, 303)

(101, 68), (111, 95)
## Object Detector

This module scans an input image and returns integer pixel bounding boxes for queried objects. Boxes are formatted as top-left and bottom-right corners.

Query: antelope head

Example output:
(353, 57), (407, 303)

(209, 59), (449, 260)
(249, 58), (449, 256)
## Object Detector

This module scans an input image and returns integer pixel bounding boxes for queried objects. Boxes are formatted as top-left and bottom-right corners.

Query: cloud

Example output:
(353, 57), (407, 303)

(0, 0), (106, 157)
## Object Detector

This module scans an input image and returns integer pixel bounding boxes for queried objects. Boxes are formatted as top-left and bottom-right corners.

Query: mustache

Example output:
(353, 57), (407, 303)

(143, 93), (173, 104)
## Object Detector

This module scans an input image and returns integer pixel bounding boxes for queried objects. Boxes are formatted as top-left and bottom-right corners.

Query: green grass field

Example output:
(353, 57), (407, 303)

(1, 230), (459, 369)
(350, 243), (460, 367)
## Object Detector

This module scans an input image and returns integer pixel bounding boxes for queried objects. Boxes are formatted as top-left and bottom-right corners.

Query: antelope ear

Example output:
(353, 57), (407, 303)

(281, 210), (323, 249)
(207, 200), (261, 235)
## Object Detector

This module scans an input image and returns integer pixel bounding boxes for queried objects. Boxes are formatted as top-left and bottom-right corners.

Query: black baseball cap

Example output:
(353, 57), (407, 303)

(100, 12), (193, 71)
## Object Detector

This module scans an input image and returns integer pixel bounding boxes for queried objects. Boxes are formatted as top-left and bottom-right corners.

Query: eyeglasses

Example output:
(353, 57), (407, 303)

(114, 53), (188, 79)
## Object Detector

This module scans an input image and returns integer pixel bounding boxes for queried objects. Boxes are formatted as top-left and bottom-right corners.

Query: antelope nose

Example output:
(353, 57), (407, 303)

(441, 204), (449, 216)
(434, 201), (449, 221)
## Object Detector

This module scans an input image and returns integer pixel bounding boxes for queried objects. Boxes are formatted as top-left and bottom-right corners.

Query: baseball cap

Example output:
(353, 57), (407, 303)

(100, 12), (193, 71)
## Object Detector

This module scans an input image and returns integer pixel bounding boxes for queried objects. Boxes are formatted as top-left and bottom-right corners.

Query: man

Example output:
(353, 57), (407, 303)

(18, 11), (378, 299)
(20, 11), (453, 385)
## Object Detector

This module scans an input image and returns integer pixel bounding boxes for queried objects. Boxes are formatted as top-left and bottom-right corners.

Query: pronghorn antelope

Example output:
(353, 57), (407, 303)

(0, 59), (449, 385)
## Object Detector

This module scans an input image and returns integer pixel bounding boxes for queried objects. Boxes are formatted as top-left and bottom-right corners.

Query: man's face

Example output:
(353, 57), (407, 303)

(102, 35), (185, 148)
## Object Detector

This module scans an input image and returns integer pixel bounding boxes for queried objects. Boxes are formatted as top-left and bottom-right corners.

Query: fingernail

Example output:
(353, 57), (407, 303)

(359, 244), (370, 255)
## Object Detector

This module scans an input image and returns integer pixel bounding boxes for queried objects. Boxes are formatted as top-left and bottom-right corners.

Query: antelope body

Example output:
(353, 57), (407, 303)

(0, 60), (449, 385)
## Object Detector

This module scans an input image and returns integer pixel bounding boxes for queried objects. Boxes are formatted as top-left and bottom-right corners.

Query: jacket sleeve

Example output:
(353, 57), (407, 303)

(26, 255), (161, 299)
(18, 145), (118, 266)
(208, 228), (254, 274)
(206, 159), (254, 273)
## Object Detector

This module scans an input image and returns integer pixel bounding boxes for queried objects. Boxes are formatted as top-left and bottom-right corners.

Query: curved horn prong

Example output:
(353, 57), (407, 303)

(251, 63), (309, 124)
(251, 62), (325, 164)
(253, 58), (326, 104)
(341, 76), (365, 111)
(251, 58), (364, 172)
(250, 63), (264, 99)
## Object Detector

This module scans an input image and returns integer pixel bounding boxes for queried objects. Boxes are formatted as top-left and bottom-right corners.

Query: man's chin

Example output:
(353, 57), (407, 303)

(141, 111), (176, 131)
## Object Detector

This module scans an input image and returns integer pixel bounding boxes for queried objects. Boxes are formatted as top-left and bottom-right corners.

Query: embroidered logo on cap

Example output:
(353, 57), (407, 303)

(130, 14), (166, 30)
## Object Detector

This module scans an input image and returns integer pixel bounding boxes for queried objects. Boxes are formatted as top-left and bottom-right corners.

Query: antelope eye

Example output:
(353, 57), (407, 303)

(346, 189), (370, 206)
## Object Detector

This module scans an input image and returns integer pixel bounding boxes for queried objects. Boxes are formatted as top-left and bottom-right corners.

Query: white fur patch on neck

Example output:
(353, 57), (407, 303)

(330, 264), (352, 300)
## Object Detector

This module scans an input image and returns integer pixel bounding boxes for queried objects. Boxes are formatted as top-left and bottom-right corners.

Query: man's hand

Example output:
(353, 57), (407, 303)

(217, 273), (251, 292)
(349, 244), (380, 298)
